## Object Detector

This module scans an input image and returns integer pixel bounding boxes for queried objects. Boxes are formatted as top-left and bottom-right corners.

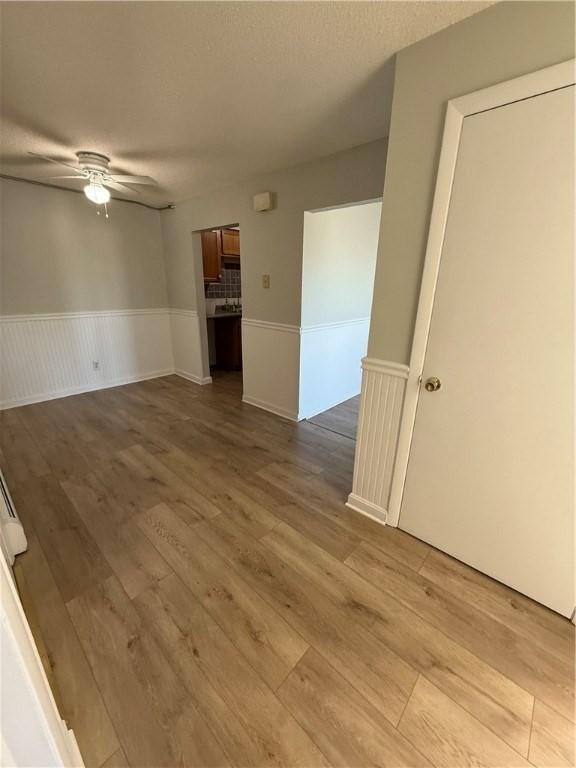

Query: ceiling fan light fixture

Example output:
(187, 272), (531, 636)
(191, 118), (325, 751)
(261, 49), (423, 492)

(84, 182), (110, 205)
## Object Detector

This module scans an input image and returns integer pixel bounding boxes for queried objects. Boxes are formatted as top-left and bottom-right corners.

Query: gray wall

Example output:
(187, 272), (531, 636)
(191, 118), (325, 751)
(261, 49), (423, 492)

(0, 178), (168, 315)
(161, 139), (388, 325)
(368, 0), (576, 364)
(301, 201), (381, 327)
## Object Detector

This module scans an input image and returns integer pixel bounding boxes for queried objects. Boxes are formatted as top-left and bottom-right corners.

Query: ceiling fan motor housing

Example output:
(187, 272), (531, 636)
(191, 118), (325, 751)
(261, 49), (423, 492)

(76, 151), (110, 174)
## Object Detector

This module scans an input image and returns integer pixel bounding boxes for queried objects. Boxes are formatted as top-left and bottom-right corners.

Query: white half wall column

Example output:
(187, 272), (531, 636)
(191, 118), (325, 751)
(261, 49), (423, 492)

(169, 309), (212, 386)
(241, 318), (301, 421)
(347, 358), (409, 525)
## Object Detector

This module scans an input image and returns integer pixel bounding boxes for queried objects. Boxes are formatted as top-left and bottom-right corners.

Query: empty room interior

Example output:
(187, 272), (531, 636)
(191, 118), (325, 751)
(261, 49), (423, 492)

(0, 2), (574, 768)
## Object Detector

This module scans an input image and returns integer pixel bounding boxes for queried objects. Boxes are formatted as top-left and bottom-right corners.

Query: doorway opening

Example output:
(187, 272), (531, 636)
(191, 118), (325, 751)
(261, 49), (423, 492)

(299, 199), (382, 440)
(201, 225), (243, 396)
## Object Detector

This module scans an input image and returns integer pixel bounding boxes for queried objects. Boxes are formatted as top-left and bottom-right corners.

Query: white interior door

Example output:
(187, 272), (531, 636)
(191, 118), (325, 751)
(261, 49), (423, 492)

(400, 85), (574, 617)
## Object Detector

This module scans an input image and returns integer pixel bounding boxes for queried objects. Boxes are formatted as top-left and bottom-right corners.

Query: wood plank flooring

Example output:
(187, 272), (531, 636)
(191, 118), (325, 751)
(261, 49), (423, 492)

(307, 395), (360, 440)
(2, 371), (574, 768)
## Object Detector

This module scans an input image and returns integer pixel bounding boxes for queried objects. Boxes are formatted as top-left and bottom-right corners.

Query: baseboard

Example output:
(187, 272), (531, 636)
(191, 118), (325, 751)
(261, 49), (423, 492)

(242, 394), (299, 422)
(0, 367), (216, 410)
(63, 722), (84, 768)
(174, 370), (213, 386)
(0, 369), (175, 410)
(346, 493), (388, 526)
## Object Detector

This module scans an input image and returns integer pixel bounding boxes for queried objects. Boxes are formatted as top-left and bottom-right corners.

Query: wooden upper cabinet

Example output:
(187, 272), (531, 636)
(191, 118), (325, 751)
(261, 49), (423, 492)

(201, 230), (223, 282)
(221, 228), (241, 257)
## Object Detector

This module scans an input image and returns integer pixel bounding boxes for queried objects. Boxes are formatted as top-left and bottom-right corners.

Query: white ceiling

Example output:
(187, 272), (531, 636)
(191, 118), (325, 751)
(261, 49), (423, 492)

(0, 1), (492, 206)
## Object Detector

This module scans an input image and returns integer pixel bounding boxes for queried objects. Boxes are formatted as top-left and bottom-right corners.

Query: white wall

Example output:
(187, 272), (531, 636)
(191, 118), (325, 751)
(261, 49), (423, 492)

(299, 201), (381, 419)
(161, 139), (387, 420)
(301, 201), (382, 327)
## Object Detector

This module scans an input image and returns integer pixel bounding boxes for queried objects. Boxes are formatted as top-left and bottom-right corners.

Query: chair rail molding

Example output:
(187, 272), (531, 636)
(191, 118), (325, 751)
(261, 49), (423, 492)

(347, 357), (409, 526)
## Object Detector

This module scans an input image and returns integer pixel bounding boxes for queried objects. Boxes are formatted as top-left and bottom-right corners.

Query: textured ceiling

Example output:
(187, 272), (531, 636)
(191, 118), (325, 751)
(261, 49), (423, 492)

(0, 1), (492, 205)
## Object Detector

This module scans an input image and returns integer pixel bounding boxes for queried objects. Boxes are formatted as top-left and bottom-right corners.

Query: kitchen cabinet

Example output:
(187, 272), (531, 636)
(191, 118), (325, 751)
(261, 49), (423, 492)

(214, 316), (242, 370)
(221, 228), (241, 257)
(202, 230), (223, 282)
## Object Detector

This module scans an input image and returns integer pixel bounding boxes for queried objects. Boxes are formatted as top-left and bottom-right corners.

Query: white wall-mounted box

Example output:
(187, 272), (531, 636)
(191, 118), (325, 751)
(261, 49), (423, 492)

(253, 191), (273, 212)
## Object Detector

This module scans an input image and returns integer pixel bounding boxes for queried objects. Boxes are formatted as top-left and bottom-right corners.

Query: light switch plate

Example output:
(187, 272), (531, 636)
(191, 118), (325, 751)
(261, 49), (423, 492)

(262, 274), (271, 289)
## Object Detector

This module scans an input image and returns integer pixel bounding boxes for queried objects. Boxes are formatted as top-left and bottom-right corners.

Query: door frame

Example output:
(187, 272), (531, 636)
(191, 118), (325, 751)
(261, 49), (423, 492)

(387, 58), (575, 527)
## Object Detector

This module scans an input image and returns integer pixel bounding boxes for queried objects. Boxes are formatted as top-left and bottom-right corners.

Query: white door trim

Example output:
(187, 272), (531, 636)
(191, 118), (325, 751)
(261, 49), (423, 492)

(387, 59), (575, 528)
(1, 552), (84, 766)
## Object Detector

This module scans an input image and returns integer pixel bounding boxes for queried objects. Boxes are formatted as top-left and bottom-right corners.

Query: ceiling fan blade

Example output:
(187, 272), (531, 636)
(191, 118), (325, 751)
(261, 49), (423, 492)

(105, 180), (140, 194)
(28, 152), (82, 173)
(46, 175), (86, 179)
(109, 175), (158, 185)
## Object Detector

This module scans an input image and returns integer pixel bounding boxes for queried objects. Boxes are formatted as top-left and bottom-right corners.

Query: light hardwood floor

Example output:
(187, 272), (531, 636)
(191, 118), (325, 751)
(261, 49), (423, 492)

(1, 372), (573, 768)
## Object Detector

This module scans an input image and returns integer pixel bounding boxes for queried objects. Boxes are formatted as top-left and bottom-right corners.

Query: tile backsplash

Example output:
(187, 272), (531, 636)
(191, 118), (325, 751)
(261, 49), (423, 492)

(205, 265), (241, 299)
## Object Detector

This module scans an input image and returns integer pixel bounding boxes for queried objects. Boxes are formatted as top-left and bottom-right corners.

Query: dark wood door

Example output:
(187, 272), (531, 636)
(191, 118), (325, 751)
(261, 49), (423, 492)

(221, 228), (240, 257)
(202, 230), (223, 282)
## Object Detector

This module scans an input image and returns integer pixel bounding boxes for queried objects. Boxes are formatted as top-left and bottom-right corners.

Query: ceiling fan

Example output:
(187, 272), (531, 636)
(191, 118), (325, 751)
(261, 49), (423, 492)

(29, 151), (158, 205)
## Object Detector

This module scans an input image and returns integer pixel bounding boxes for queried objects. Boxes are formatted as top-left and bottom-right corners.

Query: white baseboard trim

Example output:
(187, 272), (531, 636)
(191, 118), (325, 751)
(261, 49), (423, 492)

(64, 722), (85, 768)
(0, 367), (217, 410)
(175, 370), (213, 386)
(242, 394), (299, 422)
(346, 493), (388, 526)
(0, 369), (175, 410)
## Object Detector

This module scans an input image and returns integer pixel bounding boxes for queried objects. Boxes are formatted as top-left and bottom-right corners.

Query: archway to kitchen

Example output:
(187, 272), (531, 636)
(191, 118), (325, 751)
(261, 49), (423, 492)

(198, 224), (243, 395)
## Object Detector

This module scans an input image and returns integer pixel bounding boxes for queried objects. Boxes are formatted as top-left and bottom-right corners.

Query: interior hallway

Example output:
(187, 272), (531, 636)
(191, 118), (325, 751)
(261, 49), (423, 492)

(1, 374), (573, 768)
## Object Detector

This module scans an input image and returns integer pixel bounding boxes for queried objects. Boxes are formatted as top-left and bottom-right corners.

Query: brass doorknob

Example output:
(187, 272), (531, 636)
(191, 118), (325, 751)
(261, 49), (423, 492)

(424, 377), (441, 392)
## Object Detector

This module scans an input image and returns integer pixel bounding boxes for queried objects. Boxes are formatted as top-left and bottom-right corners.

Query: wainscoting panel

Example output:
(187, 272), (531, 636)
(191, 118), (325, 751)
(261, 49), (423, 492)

(241, 318), (301, 421)
(0, 309), (175, 409)
(347, 358), (409, 525)
(170, 309), (211, 385)
(298, 318), (370, 420)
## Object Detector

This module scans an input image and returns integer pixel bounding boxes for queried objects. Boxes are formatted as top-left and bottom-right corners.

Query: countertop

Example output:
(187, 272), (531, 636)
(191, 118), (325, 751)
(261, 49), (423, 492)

(206, 312), (242, 319)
